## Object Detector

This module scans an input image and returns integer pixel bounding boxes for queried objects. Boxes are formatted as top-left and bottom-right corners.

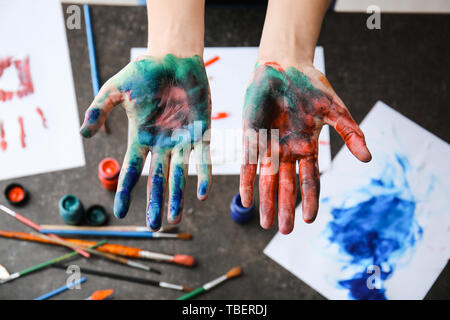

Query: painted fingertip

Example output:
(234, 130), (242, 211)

(168, 201), (182, 224)
(80, 125), (93, 138)
(146, 206), (162, 231)
(260, 216), (274, 229)
(360, 149), (373, 163)
(279, 223), (294, 235)
(168, 210), (182, 225)
(279, 212), (294, 234)
(302, 206), (318, 224)
(349, 138), (372, 163)
(303, 216), (317, 224)
(238, 186), (253, 208)
(197, 180), (209, 200)
(113, 191), (130, 219)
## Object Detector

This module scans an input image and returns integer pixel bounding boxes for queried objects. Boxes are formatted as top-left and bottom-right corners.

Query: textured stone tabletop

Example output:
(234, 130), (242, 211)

(0, 4), (448, 299)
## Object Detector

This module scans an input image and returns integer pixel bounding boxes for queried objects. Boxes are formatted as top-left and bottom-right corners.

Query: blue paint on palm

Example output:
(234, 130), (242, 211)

(325, 154), (423, 300)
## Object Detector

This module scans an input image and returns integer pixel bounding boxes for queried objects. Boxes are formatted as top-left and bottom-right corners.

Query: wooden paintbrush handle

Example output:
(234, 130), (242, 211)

(66, 239), (141, 258)
(0, 230), (140, 258)
(0, 230), (55, 244)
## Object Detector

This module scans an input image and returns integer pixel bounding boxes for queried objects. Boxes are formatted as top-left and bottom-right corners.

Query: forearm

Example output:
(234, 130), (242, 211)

(259, 0), (331, 67)
(147, 0), (205, 57)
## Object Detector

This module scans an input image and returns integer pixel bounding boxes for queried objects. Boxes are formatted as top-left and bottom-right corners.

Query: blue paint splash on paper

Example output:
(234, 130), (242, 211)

(324, 154), (424, 300)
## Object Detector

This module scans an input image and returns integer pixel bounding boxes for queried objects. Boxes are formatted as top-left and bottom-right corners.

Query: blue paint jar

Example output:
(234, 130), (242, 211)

(230, 193), (254, 224)
(86, 205), (108, 226)
(59, 194), (84, 225)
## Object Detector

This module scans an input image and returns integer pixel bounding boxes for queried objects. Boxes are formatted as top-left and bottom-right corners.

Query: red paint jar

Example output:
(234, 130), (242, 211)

(4, 183), (29, 207)
(98, 158), (120, 191)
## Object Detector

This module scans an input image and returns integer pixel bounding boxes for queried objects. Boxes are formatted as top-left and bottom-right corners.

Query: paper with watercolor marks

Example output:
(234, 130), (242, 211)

(130, 47), (331, 175)
(264, 101), (450, 300)
(0, 0), (85, 180)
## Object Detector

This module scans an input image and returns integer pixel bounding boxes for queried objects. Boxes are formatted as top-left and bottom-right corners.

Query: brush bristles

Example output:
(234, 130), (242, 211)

(183, 286), (193, 292)
(177, 233), (192, 240)
(172, 254), (195, 267)
(90, 289), (114, 300)
(226, 267), (242, 279)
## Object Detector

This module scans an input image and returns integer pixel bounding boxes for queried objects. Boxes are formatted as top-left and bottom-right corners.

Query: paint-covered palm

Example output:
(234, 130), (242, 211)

(80, 54), (211, 230)
(240, 62), (371, 234)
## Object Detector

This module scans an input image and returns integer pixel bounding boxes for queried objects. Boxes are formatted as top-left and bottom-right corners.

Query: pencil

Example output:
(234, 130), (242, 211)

(52, 264), (192, 292)
(0, 241), (106, 285)
(0, 204), (90, 258)
(0, 230), (195, 267)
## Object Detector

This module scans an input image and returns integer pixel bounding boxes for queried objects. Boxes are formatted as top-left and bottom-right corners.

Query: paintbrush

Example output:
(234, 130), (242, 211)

(34, 277), (87, 300)
(40, 224), (178, 233)
(0, 230), (195, 267)
(39, 228), (192, 239)
(0, 204), (90, 258)
(52, 264), (192, 292)
(85, 289), (114, 300)
(33, 232), (160, 274)
(177, 267), (242, 300)
(0, 241), (106, 285)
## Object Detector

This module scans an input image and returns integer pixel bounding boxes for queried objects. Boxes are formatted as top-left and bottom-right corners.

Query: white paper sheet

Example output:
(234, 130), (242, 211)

(264, 101), (450, 300)
(0, 0), (85, 180)
(130, 47), (331, 175)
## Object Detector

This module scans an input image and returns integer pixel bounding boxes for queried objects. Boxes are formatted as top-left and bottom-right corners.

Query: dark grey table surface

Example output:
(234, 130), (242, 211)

(0, 5), (449, 300)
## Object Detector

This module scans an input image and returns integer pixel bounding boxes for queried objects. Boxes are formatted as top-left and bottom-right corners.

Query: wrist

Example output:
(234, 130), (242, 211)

(258, 38), (314, 69)
(147, 28), (204, 57)
(146, 0), (205, 57)
(258, 0), (330, 69)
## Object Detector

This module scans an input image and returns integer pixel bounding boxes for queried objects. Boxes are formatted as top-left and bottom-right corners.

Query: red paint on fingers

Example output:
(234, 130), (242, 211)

(278, 162), (297, 234)
(326, 102), (371, 162)
(299, 156), (320, 223)
(258, 162), (278, 229)
(239, 164), (257, 208)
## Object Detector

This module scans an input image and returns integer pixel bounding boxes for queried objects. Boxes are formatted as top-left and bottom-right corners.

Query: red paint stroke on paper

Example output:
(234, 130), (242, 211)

(0, 57), (12, 77)
(205, 56), (220, 67)
(0, 57), (14, 102)
(18, 117), (26, 148)
(0, 56), (34, 102)
(36, 107), (48, 128)
(211, 112), (230, 120)
(0, 121), (7, 151)
(14, 57), (34, 98)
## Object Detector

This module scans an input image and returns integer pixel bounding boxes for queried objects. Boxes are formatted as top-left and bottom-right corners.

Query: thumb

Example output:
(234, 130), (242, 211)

(80, 79), (123, 138)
